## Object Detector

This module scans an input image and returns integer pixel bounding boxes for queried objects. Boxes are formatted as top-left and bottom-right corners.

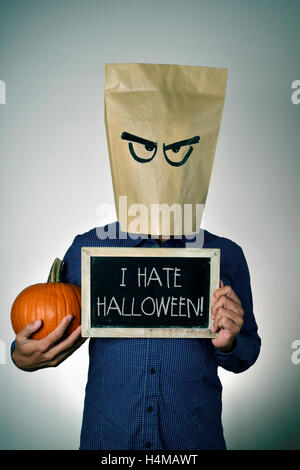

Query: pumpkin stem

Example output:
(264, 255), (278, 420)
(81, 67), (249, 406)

(47, 258), (64, 283)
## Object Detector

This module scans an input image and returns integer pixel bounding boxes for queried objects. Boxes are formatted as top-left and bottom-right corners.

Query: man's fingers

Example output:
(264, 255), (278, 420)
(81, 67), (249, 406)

(40, 315), (75, 350)
(16, 319), (43, 343)
(211, 295), (243, 319)
(47, 329), (86, 367)
(212, 308), (243, 333)
(212, 284), (241, 306)
(212, 315), (236, 334)
(49, 326), (85, 358)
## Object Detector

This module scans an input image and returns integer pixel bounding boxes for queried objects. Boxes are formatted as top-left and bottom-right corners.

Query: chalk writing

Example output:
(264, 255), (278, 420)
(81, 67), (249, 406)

(90, 256), (211, 329)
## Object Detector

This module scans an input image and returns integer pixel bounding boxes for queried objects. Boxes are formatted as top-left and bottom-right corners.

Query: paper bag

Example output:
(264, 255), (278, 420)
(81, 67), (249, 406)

(104, 63), (228, 236)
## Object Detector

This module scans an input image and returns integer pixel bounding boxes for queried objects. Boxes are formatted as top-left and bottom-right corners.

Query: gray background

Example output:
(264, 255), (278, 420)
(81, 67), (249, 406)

(0, 0), (299, 449)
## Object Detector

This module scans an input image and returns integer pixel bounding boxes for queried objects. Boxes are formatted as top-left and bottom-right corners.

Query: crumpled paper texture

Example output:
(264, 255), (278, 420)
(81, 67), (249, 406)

(105, 63), (227, 235)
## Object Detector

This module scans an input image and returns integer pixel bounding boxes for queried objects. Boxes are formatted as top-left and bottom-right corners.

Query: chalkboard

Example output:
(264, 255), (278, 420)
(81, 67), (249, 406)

(81, 247), (220, 338)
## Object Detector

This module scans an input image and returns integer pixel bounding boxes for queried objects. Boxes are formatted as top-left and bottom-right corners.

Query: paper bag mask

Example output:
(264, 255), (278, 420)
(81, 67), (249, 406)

(105, 63), (227, 236)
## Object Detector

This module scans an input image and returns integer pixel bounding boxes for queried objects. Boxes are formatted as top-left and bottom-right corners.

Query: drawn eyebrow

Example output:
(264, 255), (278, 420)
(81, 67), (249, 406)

(164, 136), (200, 152)
(121, 132), (157, 150)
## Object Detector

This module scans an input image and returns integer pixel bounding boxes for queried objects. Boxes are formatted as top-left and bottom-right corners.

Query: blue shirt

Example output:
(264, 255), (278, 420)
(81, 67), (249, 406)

(59, 222), (261, 450)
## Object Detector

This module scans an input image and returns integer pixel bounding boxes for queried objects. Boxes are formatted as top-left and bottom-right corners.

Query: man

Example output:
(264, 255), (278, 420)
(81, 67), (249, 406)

(11, 221), (260, 450)
(11, 63), (261, 449)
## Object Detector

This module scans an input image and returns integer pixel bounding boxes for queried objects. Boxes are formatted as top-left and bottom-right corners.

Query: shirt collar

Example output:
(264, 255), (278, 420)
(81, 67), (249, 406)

(115, 221), (200, 247)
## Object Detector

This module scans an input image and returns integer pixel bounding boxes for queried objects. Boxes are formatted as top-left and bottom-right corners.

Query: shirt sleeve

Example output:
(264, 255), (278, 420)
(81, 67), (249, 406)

(60, 235), (82, 286)
(212, 246), (261, 373)
(10, 339), (16, 360)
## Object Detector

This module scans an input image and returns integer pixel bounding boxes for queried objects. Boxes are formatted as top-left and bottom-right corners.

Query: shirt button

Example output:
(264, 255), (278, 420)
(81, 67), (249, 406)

(146, 441), (152, 448)
(150, 368), (156, 374)
(147, 406), (153, 413)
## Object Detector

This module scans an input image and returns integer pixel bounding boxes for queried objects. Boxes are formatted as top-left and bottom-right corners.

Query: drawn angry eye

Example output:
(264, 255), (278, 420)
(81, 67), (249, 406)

(163, 136), (200, 167)
(121, 132), (157, 163)
(121, 132), (200, 166)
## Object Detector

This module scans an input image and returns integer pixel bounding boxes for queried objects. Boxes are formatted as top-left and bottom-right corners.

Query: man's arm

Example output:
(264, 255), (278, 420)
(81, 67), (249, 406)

(11, 235), (85, 371)
(211, 246), (261, 373)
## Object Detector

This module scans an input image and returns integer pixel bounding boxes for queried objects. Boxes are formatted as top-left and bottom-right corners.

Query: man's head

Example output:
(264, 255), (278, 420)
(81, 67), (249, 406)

(105, 63), (227, 236)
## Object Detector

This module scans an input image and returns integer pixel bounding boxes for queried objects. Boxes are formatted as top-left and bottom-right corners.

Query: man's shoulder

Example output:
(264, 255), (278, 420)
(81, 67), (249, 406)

(204, 228), (243, 254)
(203, 228), (247, 280)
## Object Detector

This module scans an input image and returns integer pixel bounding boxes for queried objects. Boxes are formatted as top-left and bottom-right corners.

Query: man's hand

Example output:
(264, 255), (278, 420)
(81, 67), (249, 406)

(12, 315), (86, 371)
(211, 280), (244, 353)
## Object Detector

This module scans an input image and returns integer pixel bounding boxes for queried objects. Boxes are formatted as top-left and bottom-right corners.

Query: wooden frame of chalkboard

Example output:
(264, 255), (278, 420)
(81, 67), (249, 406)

(81, 247), (220, 338)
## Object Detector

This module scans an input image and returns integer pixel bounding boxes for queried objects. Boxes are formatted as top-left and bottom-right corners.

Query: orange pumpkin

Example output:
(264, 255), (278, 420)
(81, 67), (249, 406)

(11, 258), (81, 340)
